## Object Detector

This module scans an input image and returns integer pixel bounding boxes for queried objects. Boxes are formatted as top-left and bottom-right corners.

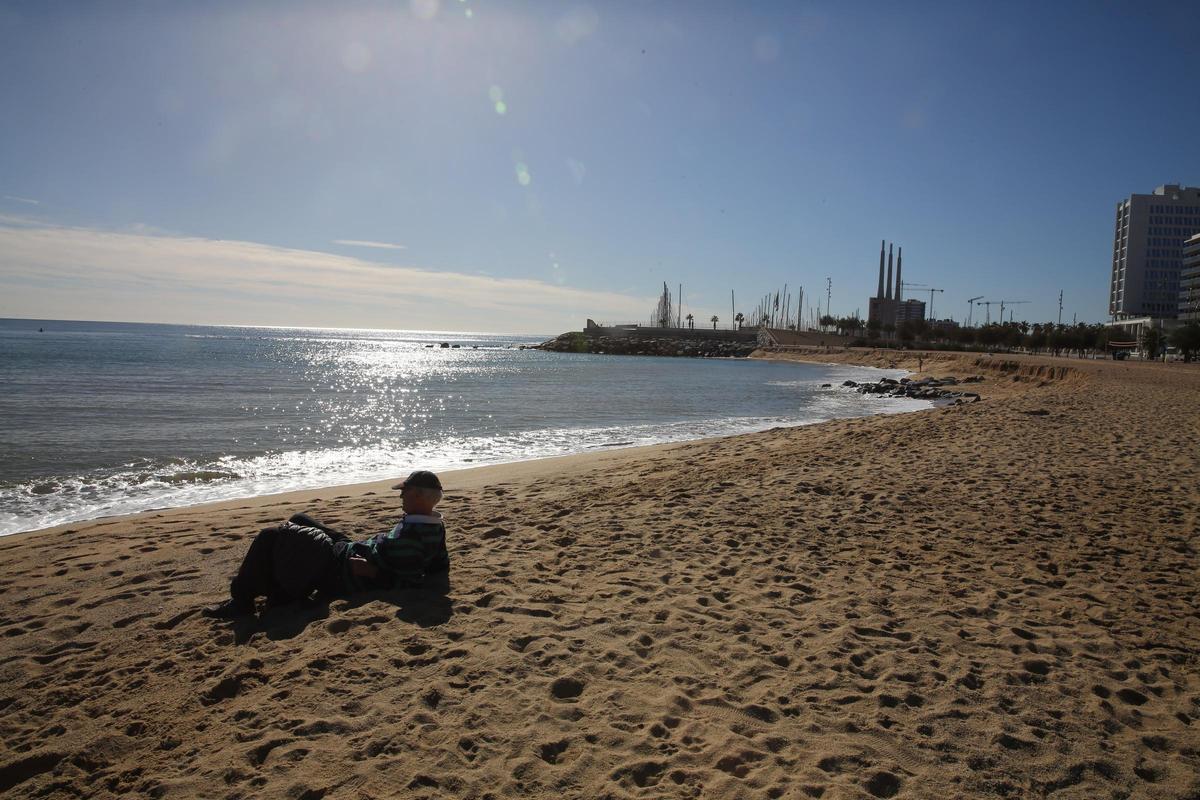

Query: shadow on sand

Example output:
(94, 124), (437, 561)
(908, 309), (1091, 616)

(231, 573), (454, 644)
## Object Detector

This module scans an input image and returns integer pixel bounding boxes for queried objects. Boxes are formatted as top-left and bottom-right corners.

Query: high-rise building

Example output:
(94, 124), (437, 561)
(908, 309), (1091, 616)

(1109, 184), (1200, 320)
(895, 299), (926, 324)
(1180, 233), (1200, 322)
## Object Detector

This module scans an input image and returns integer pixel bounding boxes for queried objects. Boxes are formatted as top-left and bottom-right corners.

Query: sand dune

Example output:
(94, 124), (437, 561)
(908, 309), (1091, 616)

(1, 352), (1197, 799)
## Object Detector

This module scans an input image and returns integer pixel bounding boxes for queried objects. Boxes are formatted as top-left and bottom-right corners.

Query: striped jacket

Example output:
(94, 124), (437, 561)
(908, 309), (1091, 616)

(338, 513), (449, 593)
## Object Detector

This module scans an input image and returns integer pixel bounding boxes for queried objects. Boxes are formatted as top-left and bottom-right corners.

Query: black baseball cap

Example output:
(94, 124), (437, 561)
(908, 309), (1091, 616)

(392, 470), (442, 491)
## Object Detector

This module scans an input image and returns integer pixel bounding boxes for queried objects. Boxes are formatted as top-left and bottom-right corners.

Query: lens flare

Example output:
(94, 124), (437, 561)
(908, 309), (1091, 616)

(488, 87), (507, 115)
(411, 0), (439, 20)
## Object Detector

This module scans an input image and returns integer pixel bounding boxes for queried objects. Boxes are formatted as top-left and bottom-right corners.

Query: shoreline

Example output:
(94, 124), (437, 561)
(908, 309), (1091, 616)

(8, 358), (925, 541)
(20, 439), (703, 539)
(2, 350), (1197, 798)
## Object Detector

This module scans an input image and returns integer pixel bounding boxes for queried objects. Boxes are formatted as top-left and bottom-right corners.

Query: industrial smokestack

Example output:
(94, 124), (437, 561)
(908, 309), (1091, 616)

(877, 240), (885, 299)
(885, 243), (893, 300)
(895, 247), (903, 301)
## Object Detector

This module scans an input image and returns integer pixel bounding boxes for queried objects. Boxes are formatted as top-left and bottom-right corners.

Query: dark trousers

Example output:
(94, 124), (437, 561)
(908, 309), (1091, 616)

(229, 514), (348, 604)
(287, 513), (349, 542)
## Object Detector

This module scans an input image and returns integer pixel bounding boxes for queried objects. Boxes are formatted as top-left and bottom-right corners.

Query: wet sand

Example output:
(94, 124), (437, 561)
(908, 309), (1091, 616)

(1, 352), (1197, 799)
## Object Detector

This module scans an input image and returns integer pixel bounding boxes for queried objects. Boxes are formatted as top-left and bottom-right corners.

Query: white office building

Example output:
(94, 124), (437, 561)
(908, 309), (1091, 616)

(1180, 233), (1200, 322)
(1109, 184), (1200, 319)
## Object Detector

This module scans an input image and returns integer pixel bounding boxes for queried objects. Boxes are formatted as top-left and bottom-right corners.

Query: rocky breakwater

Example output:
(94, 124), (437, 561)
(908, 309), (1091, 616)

(841, 374), (984, 405)
(532, 331), (756, 358)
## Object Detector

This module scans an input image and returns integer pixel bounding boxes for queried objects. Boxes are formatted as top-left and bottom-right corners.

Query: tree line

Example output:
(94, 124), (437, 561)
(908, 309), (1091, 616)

(809, 315), (1200, 362)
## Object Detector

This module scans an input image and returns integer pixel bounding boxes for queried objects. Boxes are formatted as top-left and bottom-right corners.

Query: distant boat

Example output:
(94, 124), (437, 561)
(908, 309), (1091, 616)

(38, 327), (44, 333)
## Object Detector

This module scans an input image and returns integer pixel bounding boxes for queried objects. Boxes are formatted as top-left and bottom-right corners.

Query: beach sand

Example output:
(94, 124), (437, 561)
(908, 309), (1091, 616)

(1, 352), (1197, 799)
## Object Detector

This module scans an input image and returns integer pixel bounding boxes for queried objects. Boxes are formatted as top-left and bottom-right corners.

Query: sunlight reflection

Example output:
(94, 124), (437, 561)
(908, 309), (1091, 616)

(515, 162), (532, 186)
(253, 338), (528, 452)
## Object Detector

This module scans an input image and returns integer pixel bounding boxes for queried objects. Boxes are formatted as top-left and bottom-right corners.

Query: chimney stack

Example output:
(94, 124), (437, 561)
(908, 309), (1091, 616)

(885, 243), (893, 300)
(876, 240), (885, 299)
(895, 247), (903, 301)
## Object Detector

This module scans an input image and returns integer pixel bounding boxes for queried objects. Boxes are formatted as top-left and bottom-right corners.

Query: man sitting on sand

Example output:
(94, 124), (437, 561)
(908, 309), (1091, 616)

(202, 470), (449, 619)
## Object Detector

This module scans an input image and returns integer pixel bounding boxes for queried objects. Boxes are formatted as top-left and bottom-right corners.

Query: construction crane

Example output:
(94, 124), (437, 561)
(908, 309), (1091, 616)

(901, 282), (945, 321)
(998, 299), (1029, 324)
(967, 296), (984, 327)
(980, 300), (998, 325)
(923, 288), (945, 321)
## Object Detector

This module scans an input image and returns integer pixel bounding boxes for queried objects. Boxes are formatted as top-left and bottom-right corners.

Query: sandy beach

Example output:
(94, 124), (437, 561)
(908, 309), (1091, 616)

(1, 351), (1197, 799)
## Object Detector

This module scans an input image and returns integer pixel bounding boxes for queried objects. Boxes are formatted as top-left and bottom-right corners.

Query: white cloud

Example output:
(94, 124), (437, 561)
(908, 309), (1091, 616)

(0, 221), (650, 334)
(0, 213), (43, 227)
(3, 195), (40, 206)
(333, 239), (408, 251)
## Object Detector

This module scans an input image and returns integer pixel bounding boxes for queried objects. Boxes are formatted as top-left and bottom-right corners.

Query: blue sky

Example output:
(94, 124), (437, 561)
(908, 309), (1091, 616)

(1, 1), (1197, 333)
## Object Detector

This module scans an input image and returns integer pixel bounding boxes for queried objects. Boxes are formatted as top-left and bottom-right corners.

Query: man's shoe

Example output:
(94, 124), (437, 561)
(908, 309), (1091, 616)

(201, 598), (254, 619)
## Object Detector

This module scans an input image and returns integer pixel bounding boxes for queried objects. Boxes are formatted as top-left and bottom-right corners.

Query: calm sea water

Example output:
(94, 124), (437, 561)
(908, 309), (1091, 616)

(0, 319), (928, 535)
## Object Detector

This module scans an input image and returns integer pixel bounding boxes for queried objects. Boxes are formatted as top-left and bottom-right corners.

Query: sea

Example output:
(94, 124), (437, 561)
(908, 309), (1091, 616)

(0, 319), (930, 536)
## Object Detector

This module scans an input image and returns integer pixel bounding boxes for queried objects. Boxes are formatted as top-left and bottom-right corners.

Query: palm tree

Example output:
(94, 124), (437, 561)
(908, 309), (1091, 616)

(710, 315), (719, 330)
(735, 312), (744, 330)
(686, 313), (694, 330)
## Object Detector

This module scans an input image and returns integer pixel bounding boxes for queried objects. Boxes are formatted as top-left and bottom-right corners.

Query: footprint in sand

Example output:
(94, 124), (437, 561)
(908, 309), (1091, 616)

(537, 739), (569, 764)
(864, 770), (902, 798)
(549, 676), (584, 701)
(31, 640), (96, 665)
(0, 751), (66, 794)
(201, 671), (268, 706)
(1115, 687), (1148, 706)
(714, 749), (767, 778)
(611, 760), (666, 789)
